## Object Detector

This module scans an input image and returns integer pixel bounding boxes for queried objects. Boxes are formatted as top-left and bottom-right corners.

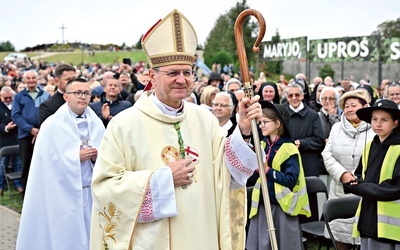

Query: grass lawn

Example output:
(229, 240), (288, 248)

(0, 187), (23, 213)
(43, 50), (148, 65)
(1, 50), (148, 66)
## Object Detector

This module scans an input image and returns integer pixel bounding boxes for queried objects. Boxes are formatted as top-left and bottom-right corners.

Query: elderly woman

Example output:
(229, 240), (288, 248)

(322, 90), (375, 249)
(318, 86), (341, 140)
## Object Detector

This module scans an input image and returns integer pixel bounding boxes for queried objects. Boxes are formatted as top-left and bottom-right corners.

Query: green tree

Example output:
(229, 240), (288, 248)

(203, 14), (231, 66)
(0, 40), (15, 51)
(210, 50), (234, 67)
(319, 64), (335, 80)
(203, 0), (258, 74)
(264, 30), (283, 77)
(371, 17), (400, 37)
(134, 35), (143, 49)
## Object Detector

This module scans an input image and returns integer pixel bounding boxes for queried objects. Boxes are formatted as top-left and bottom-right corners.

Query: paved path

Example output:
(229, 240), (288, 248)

(30, 52), (59, 61)
(0, 205), (20, 250)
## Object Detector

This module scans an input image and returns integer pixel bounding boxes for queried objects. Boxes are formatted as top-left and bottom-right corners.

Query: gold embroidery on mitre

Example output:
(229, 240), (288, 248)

(98, 202), (122, 250)
(173, 12), (183, 52)
(161, 146), (179, 164)
(141, 9), (198, 68)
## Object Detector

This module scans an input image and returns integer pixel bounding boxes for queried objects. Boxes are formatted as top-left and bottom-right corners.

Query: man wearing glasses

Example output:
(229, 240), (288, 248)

(90, 9), (262, 250)
(17, 78), (105, 249)
(0, 86), (23, 195)
(212, 92), (236, 136)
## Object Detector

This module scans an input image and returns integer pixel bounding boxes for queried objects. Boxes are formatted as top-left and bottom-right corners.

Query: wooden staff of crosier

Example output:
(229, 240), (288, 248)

(234, 9), (278, 250)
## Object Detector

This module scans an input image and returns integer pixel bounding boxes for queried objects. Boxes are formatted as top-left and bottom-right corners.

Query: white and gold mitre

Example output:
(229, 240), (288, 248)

(142, 9), (198, 68)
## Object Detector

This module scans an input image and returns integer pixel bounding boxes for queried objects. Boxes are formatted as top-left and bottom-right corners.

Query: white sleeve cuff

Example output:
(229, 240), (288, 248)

(225, 127), (257, 188)
(138, 166), (178, 223)
(151, 166), (178, 219)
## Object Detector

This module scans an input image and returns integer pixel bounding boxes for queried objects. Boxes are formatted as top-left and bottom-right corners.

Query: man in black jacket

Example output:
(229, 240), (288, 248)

(39, 64), (76, 127)
(0, 86), (23, 194)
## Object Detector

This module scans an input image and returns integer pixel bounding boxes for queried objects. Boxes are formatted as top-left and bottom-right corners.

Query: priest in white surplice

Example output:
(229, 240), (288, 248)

(17, 78), (105, 250)
(90, 9), (262, 250)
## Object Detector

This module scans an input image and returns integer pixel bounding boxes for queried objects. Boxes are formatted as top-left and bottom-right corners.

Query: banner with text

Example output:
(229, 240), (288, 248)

(309, 36), (400, 63)
(260, 36), (400, 63)
(379, 37), (400, 63)
(260, 37), (307, 62)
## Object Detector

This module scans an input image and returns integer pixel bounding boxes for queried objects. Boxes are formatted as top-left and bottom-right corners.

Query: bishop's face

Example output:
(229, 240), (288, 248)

(150, 64), (194, 108)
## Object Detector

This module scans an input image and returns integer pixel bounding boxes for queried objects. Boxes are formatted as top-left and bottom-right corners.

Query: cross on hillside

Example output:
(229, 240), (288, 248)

(59, 24), (67, 44)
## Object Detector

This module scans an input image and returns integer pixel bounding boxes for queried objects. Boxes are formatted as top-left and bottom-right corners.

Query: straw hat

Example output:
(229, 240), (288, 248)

(339, 90), (369, 110)
(141, 9), (198, 68)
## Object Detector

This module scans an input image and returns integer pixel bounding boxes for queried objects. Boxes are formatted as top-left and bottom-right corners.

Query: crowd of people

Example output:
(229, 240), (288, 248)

(0, 8), (399, 250)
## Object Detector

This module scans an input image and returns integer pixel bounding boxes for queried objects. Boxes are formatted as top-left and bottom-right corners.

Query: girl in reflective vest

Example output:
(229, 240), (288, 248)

(344, 99), (400, 249)
(246, 101), (310, 250)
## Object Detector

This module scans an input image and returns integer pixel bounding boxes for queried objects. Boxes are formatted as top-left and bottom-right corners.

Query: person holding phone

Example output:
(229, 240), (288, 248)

(115, 58), (139, 96)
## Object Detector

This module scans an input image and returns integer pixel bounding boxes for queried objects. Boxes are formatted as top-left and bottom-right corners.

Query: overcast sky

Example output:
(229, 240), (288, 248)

(3, 0), (399, 51)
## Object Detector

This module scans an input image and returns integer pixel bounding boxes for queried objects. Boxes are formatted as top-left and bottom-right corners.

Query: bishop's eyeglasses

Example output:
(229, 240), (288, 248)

(153, 68), (197, 81)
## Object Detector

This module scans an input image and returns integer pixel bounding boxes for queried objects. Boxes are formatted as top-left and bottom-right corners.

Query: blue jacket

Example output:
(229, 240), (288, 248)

(12, 88), (50, 139)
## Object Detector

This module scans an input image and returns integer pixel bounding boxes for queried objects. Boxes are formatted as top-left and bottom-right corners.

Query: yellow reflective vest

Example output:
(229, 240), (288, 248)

(352, 143), (400, 241)
(249, 142), (311, 218)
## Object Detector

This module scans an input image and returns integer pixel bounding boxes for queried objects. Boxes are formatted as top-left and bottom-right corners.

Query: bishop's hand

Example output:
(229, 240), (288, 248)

(168, 158), (196, 187)
(238, 95), (262, 136)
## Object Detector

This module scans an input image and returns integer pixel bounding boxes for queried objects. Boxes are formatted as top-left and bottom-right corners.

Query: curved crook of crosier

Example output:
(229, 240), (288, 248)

(234, 9), (266, 86)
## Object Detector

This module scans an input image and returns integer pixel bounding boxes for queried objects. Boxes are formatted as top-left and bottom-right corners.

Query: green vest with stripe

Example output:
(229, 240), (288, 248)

(249, 142), (311, 218)
(352, 143), (400, 241)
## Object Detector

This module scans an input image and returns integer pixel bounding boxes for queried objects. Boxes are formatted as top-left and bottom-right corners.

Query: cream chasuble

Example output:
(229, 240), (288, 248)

(91, 92), (253, 250)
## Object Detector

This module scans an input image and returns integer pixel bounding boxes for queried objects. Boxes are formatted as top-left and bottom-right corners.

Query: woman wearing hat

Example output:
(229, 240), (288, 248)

(246, 101), (310, 250)
(343, 99), (400, 249)
(322, 90), (375, 249)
